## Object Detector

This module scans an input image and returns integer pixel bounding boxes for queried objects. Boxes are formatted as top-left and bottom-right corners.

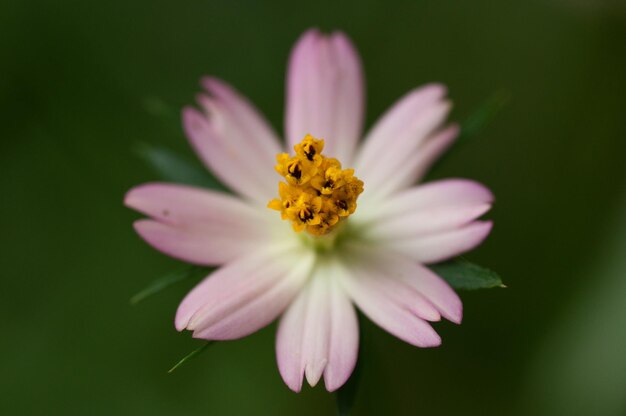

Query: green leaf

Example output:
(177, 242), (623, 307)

(134, 142), (226, 190)
(430, 259), (504, 290)
(430, 90), (509, 173)
(168, 341), (215, 373)
(143, 97), (179, 123)
(130, 265), (211, 305)
(457, 89), (510, 144)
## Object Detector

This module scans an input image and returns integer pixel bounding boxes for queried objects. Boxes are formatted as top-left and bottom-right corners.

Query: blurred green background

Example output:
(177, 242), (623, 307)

(2, 0), (626, 415)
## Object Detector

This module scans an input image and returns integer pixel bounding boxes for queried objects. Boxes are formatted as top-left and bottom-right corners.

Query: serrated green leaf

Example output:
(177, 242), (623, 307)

(134, 142), (226, 190)
(168, 341), (215, 373)
(430, 259), (504, 290)
(130, 265), (211, 305)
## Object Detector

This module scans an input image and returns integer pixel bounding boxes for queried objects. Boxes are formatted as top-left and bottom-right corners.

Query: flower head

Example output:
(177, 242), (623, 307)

(125, 28), (493, 392)
(269, 134), (363, 235)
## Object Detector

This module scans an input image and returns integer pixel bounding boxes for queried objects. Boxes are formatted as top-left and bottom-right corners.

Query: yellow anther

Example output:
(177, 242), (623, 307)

(275, 153), (319, 186)
(267, 182), (299, 220)
(269, 135), (364, 236)
(294, 134), (325, 162)
(286, 192), (323, 232)
(311, 165), (353, 195)
(306, 210), (340, 236)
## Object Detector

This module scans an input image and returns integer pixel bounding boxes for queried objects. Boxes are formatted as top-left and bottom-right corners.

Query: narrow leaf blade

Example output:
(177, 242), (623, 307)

(430, 259), (504, 290)
(457, 89), (510, 144)
(130, 265), (210, 305)
(134, 142), (225, 190)
(142, 97), (180, 127)
(168, 341), (215, 373)
(430, 90), (509, 174)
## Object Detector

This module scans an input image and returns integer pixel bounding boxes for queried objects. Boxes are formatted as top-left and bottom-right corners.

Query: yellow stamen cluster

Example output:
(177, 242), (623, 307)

(268, 135), (364, 236)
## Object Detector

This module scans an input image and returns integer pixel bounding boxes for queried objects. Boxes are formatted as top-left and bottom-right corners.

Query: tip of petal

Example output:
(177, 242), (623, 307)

(123, 187), (140, 209)
(200, 76), (235, 101)
(465, 182), (495, 204)
(281, 368), (304, 393)
(329, 30), (356, 51)
(182, 106), (214, 151)
(182, 106), (206, 130)
(174, 314), (188, 332)
(447, 304), (464, 325)
(123, 182), (165, 212)
(475, 220), (495, 242)
(290, 28), (324, 62)
(132, 218), (151, 234)
(301, 27), (321, 39)
(413, 83), (448, 102)
(304, 359), (328, 387)
(200, 75), (222, 91)
(323, 358), (358, 392)
(426, 339), (443, 349)
(421, 331), (443, 348)
(288, 382), (303, 393)
(324, 377), (346, 393)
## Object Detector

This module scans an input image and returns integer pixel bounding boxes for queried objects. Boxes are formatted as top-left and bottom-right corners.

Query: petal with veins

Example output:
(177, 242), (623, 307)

(356, 179), (493, 240)
(125, 183), (272, 265)
(338, 250), (443, 348)
(373, 124), (460, 197)
(354, 83), (447, 176)
(343, 245), (462, 323)
(176, 246), (314, 340)
(285, 29), (364, 163)
(357, 178), (493, 222)
(182, 78), (280, 205)
(125, 182), (267, 226)
(276, 260), (359, 392)
(386, 220), (494, 264)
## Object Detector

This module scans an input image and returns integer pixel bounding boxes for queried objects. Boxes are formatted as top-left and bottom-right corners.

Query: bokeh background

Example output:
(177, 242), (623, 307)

(2, 0), (626, 415)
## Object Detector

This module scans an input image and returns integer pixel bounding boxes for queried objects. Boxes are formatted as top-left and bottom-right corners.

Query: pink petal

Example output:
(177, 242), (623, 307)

(276, 262), (359, 392)
(355, 178), (493, 226)
(275, 283), (309, 392)
(125, 182), (267, 226)
(323, 277), (360, 392)
(345, 245), (462, 323)
(353, 84), (447, 186)
(368, 204), (491, 240)
(387, 220), (494, 264)
(201, 77), (282, 163)
(176, 246), (314, 340)
(373, 124), (460, 197)
(132, 219), (266, 266)
(366, 179), (494, 218)
(356, 99), (451, 202)
(182, 78), (281, 204)
(125, 183), (270, 265)
(285, 29), (364, 163)
(357, 179), (493, 240)
(338, 250), (442, 348)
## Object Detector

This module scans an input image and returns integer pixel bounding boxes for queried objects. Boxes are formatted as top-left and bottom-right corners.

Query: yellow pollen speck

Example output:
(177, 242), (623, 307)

(268, 134), (364, 236)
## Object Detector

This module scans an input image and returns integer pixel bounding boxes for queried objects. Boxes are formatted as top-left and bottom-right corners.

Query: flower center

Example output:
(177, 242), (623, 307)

(268, 135), (364, 236)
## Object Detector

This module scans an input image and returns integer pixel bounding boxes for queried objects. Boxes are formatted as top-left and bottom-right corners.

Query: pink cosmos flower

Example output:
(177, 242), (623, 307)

(125, 29), (493, 392)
